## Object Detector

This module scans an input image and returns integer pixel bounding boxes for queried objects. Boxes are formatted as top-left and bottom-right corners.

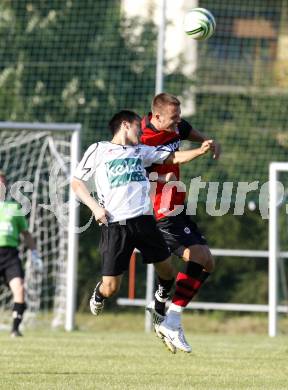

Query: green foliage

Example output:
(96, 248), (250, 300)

(0, 0), (158, 148)
(181, 94), (288, 189)
(192, 206), (269, 304)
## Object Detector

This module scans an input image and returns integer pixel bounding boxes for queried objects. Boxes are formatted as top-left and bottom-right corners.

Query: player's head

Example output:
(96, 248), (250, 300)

(109, 110), (141, 145)
(151, 93), (181, 132)
(0, 170), (7, 186)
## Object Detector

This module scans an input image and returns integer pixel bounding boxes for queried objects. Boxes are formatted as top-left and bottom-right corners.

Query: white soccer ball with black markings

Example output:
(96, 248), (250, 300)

(184, 8), (216, 41)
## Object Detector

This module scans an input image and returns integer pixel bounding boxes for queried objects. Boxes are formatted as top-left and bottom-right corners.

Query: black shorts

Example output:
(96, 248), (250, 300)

(156, 211), (207, 257)
(0, 247), (24, 284)
(99, 215), (171, 276)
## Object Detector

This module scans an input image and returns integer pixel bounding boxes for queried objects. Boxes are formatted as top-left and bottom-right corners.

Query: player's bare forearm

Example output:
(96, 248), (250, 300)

(71, 178), (101, 215)
(71, 178), (109, 224)
(164, 140), (213, 165)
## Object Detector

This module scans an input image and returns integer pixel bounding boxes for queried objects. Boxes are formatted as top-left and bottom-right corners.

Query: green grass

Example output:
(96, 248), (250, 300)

(1, 312), (288, 389)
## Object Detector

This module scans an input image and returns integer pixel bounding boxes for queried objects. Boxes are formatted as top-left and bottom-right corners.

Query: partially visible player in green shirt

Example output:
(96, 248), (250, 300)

(0, 171), (42, 337)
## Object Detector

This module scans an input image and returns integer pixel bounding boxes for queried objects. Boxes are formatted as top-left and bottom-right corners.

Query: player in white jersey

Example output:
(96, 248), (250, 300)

(71, 110), (212, 348)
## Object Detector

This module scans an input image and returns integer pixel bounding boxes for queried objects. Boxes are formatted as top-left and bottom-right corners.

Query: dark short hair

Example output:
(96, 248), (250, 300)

(152, 93), (180, 114)
(108, 110), (141, 135)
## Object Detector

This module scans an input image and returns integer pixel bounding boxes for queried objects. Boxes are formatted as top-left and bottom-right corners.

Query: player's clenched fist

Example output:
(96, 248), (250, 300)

(93, 206), (109, 226)
(200, 139), (213, 154)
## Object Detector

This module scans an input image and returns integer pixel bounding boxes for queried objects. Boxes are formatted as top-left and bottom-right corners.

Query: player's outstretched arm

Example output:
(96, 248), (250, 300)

(188, 128), (221, 160)
(71, 178), (109, 225)
(164, 140), (213, 165)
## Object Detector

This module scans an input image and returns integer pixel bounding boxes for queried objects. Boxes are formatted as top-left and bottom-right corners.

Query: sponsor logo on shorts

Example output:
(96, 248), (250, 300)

(184, 227), (191, 234)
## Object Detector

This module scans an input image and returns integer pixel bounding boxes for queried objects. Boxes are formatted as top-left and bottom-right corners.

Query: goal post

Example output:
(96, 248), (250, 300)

(0, 121), (81, 331)
(268, 162), (288, 337)
(66, 127), (80, 331)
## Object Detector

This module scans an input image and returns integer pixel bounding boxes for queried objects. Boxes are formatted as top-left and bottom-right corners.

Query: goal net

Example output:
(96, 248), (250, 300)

(0, 122), (80, 330)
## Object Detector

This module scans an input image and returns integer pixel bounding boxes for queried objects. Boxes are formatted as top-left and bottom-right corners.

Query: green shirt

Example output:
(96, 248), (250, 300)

(0, 201), (28, 247)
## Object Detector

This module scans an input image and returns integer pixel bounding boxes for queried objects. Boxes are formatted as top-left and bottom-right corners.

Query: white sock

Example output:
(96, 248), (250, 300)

(165, 303), (183, 329)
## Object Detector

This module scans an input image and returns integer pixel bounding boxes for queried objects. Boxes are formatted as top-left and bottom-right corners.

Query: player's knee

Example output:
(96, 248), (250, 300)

(205, 253), (215, 273)
(186, 245), (215, 273)
(198, 248), (214, 273)
(10, 278), (24, 300)
(18, 283), (25, 295)
(101, 281), (120, 297)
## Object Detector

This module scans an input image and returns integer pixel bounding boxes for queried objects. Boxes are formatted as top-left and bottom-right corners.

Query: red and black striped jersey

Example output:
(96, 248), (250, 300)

(141, 113), (192, 220)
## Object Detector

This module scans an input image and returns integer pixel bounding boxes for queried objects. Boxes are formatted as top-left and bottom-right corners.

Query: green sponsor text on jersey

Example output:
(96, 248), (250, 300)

(106, 158), (146, 188)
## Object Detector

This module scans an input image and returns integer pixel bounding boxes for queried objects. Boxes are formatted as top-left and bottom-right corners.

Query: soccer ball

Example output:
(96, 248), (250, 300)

(184, 8), (216, 41)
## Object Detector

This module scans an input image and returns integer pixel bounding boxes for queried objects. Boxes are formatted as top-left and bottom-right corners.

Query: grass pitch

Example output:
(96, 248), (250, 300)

(0, 312), (288, 389)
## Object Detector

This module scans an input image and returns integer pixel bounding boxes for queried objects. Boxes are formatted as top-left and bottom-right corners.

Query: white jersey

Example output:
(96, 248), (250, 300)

(74, 141), (170, 222)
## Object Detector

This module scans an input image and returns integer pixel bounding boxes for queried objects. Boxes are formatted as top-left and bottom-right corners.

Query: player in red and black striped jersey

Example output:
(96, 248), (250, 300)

(141, 114), (190, 220)
(141, 93), (221, 353)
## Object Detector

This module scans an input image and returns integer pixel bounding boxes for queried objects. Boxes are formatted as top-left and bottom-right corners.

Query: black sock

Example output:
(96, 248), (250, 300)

(12, 302), (26, 332)
(185, 261), (204, 278)
(199, 269), (210, 283)
(94, 281), (105, 302)
(155, 277), (175, 316)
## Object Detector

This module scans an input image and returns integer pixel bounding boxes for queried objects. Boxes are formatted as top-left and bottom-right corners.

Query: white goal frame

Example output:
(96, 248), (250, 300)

(0, 121), (81, 331)
(268, 162), (288, 337)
